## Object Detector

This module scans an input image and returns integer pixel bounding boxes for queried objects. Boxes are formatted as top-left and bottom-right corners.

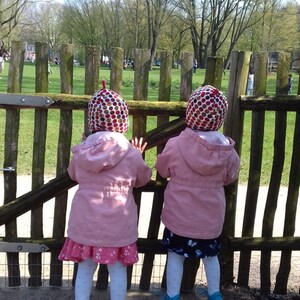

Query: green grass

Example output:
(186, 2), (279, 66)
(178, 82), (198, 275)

(0, 62), (298, 185)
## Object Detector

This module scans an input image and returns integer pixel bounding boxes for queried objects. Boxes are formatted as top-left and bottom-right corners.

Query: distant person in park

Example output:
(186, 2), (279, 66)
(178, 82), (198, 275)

(48, 62), (53, 83)
(155, 85), (240, 300)
(288, 74), (293, 95)
(193, 59), (198, 73)
(247, 71), (254, 95)
(0, 41), (10, 78)
(58, 81), (152, 300)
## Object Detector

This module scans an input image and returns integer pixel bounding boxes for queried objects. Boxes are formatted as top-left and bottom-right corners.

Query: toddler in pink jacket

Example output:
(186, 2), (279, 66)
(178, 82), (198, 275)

(59, 81), (152, 300)
(155, 85), (240, 300)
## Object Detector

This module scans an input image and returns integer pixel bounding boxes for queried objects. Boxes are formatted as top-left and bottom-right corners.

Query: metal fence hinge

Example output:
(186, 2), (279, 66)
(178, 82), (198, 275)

(0, 94), (54, 107)
(0, 167), (15, 172)
(0, 242), (49, 253)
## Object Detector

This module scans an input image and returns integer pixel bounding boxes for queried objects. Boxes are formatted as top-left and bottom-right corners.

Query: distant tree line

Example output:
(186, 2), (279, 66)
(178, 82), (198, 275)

(1, 0), (300, 69)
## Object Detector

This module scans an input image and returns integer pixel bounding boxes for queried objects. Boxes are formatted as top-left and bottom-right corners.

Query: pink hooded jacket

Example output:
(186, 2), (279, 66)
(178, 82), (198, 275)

(155, 128), (240, 239)
(67, 131), (152, 247)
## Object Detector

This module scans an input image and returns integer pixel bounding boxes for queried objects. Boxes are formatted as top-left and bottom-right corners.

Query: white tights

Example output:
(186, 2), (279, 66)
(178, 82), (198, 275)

(75, 259), (127, 300)
(166, 251), (220, 297)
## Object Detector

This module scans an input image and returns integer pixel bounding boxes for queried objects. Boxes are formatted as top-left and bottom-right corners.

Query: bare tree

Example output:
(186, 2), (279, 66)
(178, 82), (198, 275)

(172, 0), (265, 68)
(60, 0), (106, 46)
(20, 2), (67, 58)
(145, 0), (174, 67)
(0, 0), (30, 41)
(122, 0), (148, 56)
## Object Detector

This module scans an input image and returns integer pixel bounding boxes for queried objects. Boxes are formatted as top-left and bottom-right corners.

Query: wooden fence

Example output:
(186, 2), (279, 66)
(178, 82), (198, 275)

(0, 42), (300, 297)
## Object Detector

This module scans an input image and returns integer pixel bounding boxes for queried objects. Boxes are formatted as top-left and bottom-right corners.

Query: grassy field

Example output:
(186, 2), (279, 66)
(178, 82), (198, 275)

(0, 62), (298, 185)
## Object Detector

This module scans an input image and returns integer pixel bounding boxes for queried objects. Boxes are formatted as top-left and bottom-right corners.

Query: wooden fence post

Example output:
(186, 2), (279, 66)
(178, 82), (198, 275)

(110, 47), (123, 94)
(203, 56), (224, 89)
(253, 51), (270, 294)
(29, 41), (50, 286)
(275, 51), (291, 95)
(60, 44), (74, 94)
(131, 48), (150, 289)
(7, 41), (25, 93)
(180, 52), (193, 101)
(253, 52), (268, 96)
(238, 51), (268, 288)
(3, 40), (24, 286)
(85, 45), (100, 95)
(139, 50), (173, 291)
(35, 42), (49, 93)
(273, 51), (294, 295)
(132, 48), (151, 136)
(49, 45), (74, 286)
(221, 50), (252, 286)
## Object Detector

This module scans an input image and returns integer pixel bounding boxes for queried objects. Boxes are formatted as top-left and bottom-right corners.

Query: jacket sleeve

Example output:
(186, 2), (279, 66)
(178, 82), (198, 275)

(67, 156), (77, 182)
(155, 140), (173, 178)
(224, 149), (240, 186)
(135, 159), (152, 187)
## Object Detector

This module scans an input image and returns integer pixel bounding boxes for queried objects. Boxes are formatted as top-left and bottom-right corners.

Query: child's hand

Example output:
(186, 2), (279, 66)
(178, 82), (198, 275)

(131, 137), (147, 153)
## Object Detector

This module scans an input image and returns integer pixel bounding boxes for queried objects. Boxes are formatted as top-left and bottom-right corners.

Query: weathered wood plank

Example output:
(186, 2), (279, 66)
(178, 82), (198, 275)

(237, 108), (265, 287)
(60, 44), (74, 94)
(84, 45), (100, 95)
(0, 173), (77, 226)
(4, 41), (25, 286)
(229, 237), (300, 250)
(35, 42), (49, 93)
(203, 56), (224, 89)
(110, 47), (123, 94)
(221, 50), (251, 286)
(274, 111), (300, 294)
(7, 41), (25, 93)
(50, 109), (73, 286)
(4, 108), (21, 287)
(139, 50), (172, 291)
(180, 52), (193, 101)
(28, 107), (48, 287)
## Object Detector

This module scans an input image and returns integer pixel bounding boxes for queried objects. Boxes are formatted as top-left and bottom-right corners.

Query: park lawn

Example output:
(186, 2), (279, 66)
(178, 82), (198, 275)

(0, 62), (298, 185)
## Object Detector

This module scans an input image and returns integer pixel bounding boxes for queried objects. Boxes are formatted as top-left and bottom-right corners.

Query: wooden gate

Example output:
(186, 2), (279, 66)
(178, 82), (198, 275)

(0, 43), (300, 297)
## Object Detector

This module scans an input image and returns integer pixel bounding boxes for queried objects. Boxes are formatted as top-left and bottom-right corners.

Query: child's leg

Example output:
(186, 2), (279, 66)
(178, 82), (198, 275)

(107, 261), (127, 300)
(202, 255), (221, 298)
(75, 258), (98, 300)
(166, 251), (185, 298)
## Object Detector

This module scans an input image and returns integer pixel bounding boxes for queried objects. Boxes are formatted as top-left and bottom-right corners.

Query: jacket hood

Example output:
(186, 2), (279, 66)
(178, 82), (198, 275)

(177, 128), (235, 175)
(71, 131), (130, 172)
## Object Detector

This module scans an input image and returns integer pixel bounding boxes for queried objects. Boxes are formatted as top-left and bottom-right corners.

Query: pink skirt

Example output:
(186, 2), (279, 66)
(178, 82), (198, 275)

(58, 238), (139, 266)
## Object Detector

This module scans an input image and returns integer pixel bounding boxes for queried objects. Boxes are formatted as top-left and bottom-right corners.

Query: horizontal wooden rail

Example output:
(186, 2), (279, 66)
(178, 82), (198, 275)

(2, 94), (300, 112)
(240, 95), (300, 111)
(0, 237), (167, 254)
(0, 94), (187, 115)
(229, 237), (300, 251)
(0, 175), (166, 226)
(0, 116), (185, 226)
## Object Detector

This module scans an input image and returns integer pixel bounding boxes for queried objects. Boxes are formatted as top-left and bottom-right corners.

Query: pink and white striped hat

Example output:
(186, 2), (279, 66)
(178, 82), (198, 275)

(185, 85), (228, 131)
(88, 81), (129, 133)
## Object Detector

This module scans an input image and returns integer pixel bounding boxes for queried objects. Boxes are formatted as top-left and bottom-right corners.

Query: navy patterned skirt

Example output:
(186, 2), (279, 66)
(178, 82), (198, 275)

(162, 228), (221, 258)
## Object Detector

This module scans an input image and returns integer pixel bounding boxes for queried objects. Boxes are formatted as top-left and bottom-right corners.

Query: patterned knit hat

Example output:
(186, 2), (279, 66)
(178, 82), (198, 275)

(185, 85), (228, 131)
(88, 81), (129, 133)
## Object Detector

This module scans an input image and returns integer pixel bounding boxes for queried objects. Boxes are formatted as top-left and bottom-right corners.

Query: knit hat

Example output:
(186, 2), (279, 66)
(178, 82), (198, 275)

(88, 81), (129, 133)
(185, 85), (228, 131)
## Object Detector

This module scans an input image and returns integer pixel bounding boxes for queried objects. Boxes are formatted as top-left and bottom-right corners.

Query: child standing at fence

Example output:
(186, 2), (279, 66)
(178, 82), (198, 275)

(155, 85), (240, 300)
(58, 81), (152, 300)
